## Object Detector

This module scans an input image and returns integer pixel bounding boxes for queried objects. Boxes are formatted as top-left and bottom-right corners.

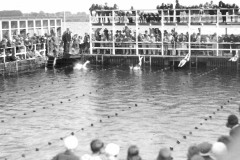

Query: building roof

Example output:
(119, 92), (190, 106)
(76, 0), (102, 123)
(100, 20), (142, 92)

(0, 16), (63, 20)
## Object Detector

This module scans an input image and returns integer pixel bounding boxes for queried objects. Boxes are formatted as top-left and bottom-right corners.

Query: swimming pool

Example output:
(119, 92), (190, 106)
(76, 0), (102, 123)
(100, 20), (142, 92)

(0, 65), (239, 160)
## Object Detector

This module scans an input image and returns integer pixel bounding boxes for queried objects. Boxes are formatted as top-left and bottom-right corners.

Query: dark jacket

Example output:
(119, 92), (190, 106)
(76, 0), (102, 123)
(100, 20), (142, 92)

(219, 1), (227, 14)
(52, 150), (80, 160)
(230, 124), (240, 139)
(62, 32), (71, 43)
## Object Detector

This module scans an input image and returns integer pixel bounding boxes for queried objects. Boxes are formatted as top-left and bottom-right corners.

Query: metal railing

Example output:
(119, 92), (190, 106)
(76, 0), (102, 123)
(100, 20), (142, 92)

(90, 8), (240, 24)
(90, 41), (240, 56)
(0, 43), (46, 64)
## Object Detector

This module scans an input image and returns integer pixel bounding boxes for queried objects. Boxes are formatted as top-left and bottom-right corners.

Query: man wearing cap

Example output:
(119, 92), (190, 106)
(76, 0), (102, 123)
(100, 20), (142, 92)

(226, 114), (240, 139)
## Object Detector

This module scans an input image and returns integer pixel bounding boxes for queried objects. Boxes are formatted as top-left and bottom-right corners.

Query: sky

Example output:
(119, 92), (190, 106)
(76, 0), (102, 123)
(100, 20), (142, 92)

(0, 0), (240, 14)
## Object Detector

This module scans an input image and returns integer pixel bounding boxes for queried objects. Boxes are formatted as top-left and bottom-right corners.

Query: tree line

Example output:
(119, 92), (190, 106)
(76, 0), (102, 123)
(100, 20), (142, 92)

(0, 10), (88, 18)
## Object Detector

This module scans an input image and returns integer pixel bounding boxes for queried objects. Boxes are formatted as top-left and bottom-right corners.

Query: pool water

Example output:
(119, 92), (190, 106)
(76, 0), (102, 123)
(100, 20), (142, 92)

(0, 64), (240, 160)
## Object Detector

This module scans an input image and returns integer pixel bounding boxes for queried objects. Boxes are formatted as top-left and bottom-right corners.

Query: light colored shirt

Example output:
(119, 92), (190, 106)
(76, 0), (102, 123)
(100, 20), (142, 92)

(81, 154), (105, 160)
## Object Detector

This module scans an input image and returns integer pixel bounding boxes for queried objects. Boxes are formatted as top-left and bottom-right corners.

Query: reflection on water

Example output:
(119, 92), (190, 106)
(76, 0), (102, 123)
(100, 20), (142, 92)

(0, 65), (240, 160)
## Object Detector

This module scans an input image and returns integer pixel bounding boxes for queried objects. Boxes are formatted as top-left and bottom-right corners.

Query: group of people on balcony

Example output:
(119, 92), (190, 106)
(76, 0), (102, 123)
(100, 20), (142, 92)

(0, 34), (45, 63)
(92, 27), (240, 56)
(89, 1), (240, 24)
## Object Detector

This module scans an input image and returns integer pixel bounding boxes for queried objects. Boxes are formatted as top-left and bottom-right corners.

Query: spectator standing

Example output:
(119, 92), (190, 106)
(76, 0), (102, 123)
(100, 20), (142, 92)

(142, 30), (150, 55)
(223, 34), (230, 55)
(81, 139), (105, 160)
(209, 1), (215, 23)
(95, 32), (101, 54)
(219, 1), (227, 23)
(175, 0), (181, 23)
(149, 33), (156, 55)
(168, 33), (173, 55)
(72, 34), (80, 55)
(234, 5), (239, 22)
(62, 28), (72, 55)
(163, 32), (169, 55)
(127, 146), (141, 160)
(211, 33), (217, 56)
(226, 114), (240, 139)
(138, 33), (143, 55)
(84, 33), (90, 54)
(52, 32), (59, 57)
(79, 36), (84, 54)
(169, 4), (174, 22)
(156, 147), (172, 160)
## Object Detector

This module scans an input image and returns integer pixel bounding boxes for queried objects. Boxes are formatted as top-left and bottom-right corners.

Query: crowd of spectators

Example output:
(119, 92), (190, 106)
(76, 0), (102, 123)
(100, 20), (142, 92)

(0, 33), (47, 63)
(64, 29), (90, 55)
(92, 27), (240, 56)
(0, 28), (91, 63)
(52, 114), (240, 160)
(1, 28), (240, 60)
(90, 1), (240, 24)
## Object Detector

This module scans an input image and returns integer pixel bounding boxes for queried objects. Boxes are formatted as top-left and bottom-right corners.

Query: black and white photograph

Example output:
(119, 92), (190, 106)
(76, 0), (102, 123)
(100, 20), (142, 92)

(0, 0), (240, 160)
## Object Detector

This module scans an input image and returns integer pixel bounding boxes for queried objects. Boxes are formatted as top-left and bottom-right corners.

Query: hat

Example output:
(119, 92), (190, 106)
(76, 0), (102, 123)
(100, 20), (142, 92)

(198, 142), (212, 156)
(210, 142), (228, 160)
(64, 136), (78, 150)
(226, 115), (239, 128)
(105, 143), (120, 157)
(191, 155), (205, 160)
(158, 147), (171, 159)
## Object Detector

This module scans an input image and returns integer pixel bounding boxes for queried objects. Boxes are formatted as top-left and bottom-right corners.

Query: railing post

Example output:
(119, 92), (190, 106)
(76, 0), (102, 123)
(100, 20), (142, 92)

(43, 43), (46, 57)
(161, 10), (164, 56)
(14, 46), (17, 59)
(89, 13), (93, 54)
(136, 9), (139, 55)
(24, 45), (27, 59)
(216, 9), (219, 57)
(3, 49), (6, 64)
(188, 16), (191, 55)
(188, 9), (191, 24)
(174, 9), (176, 23)
(112, 10), (115, 55)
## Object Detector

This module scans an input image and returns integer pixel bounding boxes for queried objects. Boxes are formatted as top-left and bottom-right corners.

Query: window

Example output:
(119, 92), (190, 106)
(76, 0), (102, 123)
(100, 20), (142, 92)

(57, 20), (61, 26)
(28, 21), (34, 27)
(35, 20), (41, 27)
(43, 20), (48, 27)
(11, 21), (18, 29)
(50, 20), (55, 26)
(20, 21), (26, 28)
(2, 21), (9, 29)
